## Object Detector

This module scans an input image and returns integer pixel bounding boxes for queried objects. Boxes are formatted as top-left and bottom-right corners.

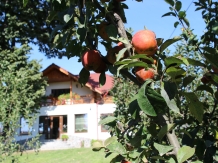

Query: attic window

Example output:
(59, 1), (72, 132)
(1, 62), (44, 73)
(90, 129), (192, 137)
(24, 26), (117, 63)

(51, 89), (70, 98)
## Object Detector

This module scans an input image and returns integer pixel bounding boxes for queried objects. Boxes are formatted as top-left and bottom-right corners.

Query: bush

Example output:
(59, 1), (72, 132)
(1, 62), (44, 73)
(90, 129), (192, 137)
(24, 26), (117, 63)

(61, 134), (69, 140)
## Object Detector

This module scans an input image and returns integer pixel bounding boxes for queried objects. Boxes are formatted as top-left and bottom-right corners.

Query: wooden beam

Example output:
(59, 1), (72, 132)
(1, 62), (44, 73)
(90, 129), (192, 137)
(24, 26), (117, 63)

(59, 116), (63, 139)
(70, 79), (73, 98)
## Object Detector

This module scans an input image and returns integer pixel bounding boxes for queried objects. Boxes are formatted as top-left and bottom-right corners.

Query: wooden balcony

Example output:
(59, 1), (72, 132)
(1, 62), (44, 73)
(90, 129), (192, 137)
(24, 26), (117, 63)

(41, 95), (114, 106)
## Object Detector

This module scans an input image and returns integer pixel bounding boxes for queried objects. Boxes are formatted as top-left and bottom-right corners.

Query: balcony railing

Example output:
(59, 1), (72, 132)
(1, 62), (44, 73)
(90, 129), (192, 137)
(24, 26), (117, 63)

(41, 95), (113, 106)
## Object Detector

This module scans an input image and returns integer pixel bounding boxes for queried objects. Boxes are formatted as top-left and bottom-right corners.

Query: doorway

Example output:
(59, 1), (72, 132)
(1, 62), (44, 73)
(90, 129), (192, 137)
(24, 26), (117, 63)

(52, 117), (59, 139)
(39, 115), (68, 139)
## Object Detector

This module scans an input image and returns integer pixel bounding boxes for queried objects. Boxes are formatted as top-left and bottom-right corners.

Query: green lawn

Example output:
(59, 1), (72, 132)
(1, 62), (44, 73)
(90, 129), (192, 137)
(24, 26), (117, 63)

(6, 148), (116, 163)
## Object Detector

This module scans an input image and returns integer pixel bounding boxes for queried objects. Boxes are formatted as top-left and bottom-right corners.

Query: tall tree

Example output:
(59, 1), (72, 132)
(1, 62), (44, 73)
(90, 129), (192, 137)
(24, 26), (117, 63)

(47, 0), (218, 162)
(0, 44), (47, 162)
(0, 0), (50, 161)
(0, 0), (63, 58)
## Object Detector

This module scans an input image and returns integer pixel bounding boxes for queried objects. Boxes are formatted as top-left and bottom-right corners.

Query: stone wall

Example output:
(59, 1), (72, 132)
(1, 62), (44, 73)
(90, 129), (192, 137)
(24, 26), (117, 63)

(66, 135), (92, 148)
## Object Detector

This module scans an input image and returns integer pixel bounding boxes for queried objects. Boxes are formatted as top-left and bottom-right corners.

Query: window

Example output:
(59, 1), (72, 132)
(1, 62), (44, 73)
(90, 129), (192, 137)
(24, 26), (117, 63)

(0, 122), (3, 134)
(75, 114), (88, 133)
(20, 118), (32, 135)
(100, 113), (113, 132)
(51, 89), (70, 98)
(63, 115), (68, 132)
(38, 116), (48, 134)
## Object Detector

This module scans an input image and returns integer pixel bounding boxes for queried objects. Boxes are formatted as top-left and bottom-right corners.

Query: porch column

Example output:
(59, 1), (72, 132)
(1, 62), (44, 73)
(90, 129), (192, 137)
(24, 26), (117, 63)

(50, 116), (53, 139)
(59, 116), (63, 139)
(44, 116), (49, 139)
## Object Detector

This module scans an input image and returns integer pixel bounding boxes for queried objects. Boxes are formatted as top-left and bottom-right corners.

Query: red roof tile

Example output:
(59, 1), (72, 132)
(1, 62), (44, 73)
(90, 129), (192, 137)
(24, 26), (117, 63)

(88, 73), (114, 94)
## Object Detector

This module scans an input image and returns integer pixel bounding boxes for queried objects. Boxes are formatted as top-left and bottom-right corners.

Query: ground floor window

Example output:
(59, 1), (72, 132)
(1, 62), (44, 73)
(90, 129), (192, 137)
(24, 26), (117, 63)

(75, 114), (88, 133)
(63, 115), (68, 132)
(100, 113), (113, 132)
(0, 122), (3, 134)
(20, 117), (32, 135)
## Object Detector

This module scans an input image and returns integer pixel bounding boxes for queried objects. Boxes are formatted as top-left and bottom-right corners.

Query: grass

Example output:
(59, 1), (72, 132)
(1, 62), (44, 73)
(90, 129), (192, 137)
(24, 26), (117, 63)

(5, 148), (115, 163)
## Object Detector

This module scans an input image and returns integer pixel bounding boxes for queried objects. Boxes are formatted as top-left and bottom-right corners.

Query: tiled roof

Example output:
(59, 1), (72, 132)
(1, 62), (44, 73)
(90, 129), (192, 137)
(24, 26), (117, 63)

(42, 63), (114, 94)
(88, 73), (114, 94)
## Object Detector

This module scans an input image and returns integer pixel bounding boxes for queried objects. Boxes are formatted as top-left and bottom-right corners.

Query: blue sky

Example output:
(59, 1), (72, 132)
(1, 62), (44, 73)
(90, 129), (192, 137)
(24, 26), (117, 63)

(29, 0), (205, 74)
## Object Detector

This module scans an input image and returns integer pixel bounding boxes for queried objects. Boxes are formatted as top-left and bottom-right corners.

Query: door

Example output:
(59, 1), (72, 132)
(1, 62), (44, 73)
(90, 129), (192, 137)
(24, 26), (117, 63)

(39, 115), (66, 139)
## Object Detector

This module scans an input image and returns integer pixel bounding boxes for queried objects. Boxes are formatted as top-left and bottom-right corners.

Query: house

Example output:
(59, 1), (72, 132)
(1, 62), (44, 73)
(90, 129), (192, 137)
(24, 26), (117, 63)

(15, 63), (116, 143)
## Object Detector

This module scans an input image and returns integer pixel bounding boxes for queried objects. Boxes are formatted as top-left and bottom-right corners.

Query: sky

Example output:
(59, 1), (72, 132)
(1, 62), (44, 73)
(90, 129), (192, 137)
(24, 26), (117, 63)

(28, 0), (205, 75)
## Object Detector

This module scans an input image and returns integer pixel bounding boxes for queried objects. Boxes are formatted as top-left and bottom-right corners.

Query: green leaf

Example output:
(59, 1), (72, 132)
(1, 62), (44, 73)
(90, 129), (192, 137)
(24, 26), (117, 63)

(157, 123), (175, 141)
(106, 24), (118, 39)
(161, 82), (180, 114)
(115, 59), (132, 65)
(23, 0), (28, 7)
(129, 54), (154, 62)
(110, 155), (123, 163)
(122, 61), (149, 69)
(175, 1), (182, 11)
(160, 36), (182, 53)
(77, 28), (87, 42)
(99, 72), (106, 86)
(64, 14), (72, 23)
(98, 116), (117, 125)
(211, 74), (218, 84)
(181, 128), (199, 147)
(153, 143), (174, 156)
(104, 136), (117, 147)
(177, 146), (195, 163)
(92, 141), (104, 151)
(146, 87), (167, 114)
(187, 58), (205, 67)
(166, 67), (186, 79)
(118, 37), (129, 44)
(116, 64), (127, 76)
(174, 21), (180, 28)
(107, 142), (126, 155)
(46, 11), (57, 23)
(78, 68), (90, 86)
(195, 85), (214, 94)
(178, 11), (186, 19)
(212, 22), (218, 34)
(167, 158), (177, 163)
(156, 38), (164, 46)
(164, 0), (174, 6)
(195, 139), (206, 160)
(164, 56), (184, 67)
(202, 47), (218, 68)
(137, 80), (157, 116)
(182, 76), (196, 87)
(180, 57), (189, 66)
(129, 150), (141, 159)
(183, 17), (190, 27)
(66, 40), (83, 57)
(116, 48), (127, 62)
(182, 92), (204, 122)
(162, 12), (176, 17)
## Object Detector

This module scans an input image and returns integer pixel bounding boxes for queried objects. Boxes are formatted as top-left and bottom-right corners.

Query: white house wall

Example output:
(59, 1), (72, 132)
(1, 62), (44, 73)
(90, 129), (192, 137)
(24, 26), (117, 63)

(15, 103), (116, 142)
(46, 81), (93, 96)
